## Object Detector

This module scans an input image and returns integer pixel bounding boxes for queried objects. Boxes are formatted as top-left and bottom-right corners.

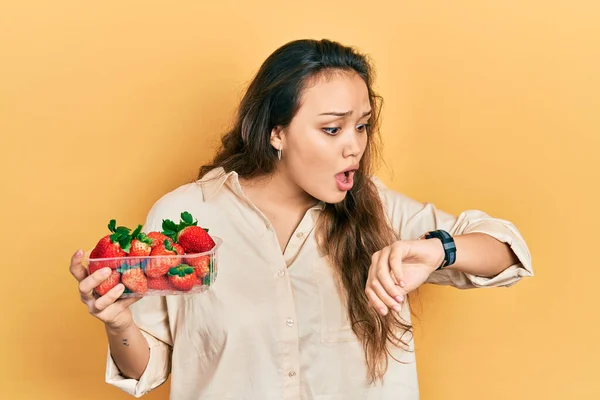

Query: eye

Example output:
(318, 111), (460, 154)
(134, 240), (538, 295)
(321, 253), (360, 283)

(357, 124), (371, 133)
(322, 127), (341, 136)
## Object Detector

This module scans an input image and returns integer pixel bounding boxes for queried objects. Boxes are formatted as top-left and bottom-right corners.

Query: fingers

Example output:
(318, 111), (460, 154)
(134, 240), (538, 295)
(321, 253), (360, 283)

(366, 247), (404, 316)
(377, 246), (405, 303)
(366, 279), (399, 315)
(78, 267), (113, 302)
(92, 291), (141, 323)
(93, 283), (126, 311)
(69, 249), (87, 282)
(93, 284), (142, 313)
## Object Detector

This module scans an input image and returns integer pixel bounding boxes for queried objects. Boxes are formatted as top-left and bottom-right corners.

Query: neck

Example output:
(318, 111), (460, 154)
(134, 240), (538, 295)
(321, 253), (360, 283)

(240, 168), (317, 212)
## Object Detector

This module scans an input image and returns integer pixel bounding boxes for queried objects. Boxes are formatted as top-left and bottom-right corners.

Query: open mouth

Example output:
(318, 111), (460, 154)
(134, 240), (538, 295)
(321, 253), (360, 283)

(335, 168), (357, 190)
(342, 170), (352, 183)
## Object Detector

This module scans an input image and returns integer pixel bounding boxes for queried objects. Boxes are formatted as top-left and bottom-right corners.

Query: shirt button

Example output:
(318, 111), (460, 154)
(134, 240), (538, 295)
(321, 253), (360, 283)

(278, 270), (285, 277)
(296, 232), (304, 238)
(286, 318), (294, 327)
(288, 371), (296, 377)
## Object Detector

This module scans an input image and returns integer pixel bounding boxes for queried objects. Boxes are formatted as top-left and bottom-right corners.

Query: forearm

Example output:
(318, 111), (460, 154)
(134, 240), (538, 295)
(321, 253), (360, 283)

(446, 232), (519, 277)
(105, 322), (150, 380)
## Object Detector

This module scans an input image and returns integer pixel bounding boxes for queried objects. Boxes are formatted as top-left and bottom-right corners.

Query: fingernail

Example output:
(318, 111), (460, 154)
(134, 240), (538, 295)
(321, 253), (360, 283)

(75, 249), (83, 257)
(393, 305), (401, 312)
(399, 280), (406, 288)
(102, 268), (112, 276)
(379, 307), (387, 315)
(395, 296), (403, 303)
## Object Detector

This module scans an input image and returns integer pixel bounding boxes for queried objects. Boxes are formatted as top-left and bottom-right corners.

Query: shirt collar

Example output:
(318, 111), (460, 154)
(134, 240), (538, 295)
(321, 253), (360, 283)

(199, 167), (237, 201)
(199, 167), (327, 212)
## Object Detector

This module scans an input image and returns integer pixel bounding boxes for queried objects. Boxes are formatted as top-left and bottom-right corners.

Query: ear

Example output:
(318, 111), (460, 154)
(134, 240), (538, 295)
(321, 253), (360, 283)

(269, 125), (285, 151)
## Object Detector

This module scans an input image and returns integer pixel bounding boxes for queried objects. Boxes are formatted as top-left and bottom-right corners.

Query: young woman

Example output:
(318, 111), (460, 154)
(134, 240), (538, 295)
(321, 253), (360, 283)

(70, 39), (533, 399)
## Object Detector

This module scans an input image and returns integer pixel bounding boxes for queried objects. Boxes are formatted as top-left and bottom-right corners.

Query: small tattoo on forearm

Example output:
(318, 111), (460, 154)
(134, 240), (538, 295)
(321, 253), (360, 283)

(122, 338), (129, 347)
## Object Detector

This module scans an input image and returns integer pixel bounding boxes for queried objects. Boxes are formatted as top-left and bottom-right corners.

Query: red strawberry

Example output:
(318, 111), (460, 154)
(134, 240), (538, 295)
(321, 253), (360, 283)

(121, 267), (148, 293)
(178, 226), (215, 253)
(167, 264), (196, 291)
(94, 270), (121, 296)
(186, 254), (211, 278)
(146, 231), (173, 249)
(129, 239), (151, 257)
(146, 240), (184, 278)
(148, 275), (173, 291)
(128, 225), (153, 257)
(89, 219), (132, 269)
(88, 260), (106, 274)
(162, 212), (215, 253)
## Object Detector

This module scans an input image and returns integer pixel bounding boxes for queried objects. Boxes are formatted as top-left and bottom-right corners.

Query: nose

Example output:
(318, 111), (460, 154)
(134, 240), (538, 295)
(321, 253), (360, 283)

(342, 130), (363, 159)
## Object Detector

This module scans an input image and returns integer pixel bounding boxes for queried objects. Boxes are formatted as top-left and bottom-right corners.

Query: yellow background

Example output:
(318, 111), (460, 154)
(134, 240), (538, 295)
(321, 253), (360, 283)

(1, 1), (598, 399)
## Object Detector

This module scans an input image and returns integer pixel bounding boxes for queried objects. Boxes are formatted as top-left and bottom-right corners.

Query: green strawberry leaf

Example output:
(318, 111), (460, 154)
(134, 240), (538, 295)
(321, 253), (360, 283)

(161, 219), (180, 240)
(165, 240), (176, 253)
(162, 229), (177, 238)
(131, 224), (142, 239)
(162, 219), (178, 232)
(180, 211), (197, 228)
(119, 234), (132, 253)
(167, 264), (194, 276)
(203, 228), (209, 233)
(168, 265), (181, 276)
(116, 226), (131, 236)
(181, 211), (193, 224)
(108, 219), (116, 233)
(118, 263), (142, 273)
(138, 232), (153, 245)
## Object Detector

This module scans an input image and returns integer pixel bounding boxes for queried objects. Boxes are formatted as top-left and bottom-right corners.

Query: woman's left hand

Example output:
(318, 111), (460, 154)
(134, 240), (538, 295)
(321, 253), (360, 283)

(365, 238), (445, 316)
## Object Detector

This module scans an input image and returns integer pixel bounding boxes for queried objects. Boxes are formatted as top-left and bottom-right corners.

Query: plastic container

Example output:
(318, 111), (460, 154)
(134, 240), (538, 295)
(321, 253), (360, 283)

(83, 237), (222, 298)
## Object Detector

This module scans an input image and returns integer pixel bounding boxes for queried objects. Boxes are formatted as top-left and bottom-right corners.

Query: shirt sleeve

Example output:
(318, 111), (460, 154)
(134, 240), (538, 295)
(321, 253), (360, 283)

(104, 203), (174, 397)
(374, 177), (533, 289)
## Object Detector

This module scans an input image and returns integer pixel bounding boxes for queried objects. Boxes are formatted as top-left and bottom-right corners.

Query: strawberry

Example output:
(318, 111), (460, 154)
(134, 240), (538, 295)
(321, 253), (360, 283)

(89, 219), (132, 269)
(128, 225), (153, 257)
(178, 225), (215, 253)
(146, 231), (173, 249)
(146, 240), (184, 278)
(129, 239), (151, 258)
(94, 270), (121, 297)
(186, 254), (211, 278)
(167, 264), (196, 291)
(162, 212), (215, 253)
(148, 275), (173, 291)
(121, 267), (148, 293)
(88, 260), (106, 275)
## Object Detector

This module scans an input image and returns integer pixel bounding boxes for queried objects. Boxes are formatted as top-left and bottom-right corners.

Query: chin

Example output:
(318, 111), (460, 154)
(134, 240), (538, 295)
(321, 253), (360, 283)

(316, 190), (348, 205)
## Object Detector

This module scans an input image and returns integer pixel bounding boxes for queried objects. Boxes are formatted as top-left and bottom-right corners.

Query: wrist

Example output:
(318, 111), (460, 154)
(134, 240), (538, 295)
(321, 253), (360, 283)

(425, 238), (445, 272)
(105, 320), (135, 336)
(430, 238), (446, 272)
(419, 229), (457, 271)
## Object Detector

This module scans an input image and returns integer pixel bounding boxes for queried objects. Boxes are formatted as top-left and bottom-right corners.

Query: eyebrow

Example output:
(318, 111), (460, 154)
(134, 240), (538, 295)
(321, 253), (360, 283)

(318, 110), (372, 117)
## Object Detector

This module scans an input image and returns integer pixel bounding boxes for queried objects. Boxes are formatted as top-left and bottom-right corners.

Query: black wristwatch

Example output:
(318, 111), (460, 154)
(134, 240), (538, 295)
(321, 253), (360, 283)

(420, 229), (457, 270)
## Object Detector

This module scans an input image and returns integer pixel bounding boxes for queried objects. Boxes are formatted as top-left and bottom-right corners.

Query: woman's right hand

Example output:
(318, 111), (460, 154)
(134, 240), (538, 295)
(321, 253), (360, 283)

(69, 249), (141, 332)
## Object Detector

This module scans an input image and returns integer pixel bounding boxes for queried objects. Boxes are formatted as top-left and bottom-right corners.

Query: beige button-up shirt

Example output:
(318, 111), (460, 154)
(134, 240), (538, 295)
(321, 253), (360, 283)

(104, 167), (533, 399)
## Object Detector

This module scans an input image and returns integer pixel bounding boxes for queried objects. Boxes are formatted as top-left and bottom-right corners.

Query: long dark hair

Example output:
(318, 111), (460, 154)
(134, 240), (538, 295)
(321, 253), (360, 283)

(199, 39), (412, 382)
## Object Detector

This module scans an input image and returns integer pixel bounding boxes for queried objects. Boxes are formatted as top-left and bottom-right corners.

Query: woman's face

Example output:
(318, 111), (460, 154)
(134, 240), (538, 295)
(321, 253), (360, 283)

(273, 71), (371, 204)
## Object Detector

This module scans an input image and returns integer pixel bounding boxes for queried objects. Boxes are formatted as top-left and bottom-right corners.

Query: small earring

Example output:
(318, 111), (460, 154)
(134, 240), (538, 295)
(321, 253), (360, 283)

(277, 147), (282, 161)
